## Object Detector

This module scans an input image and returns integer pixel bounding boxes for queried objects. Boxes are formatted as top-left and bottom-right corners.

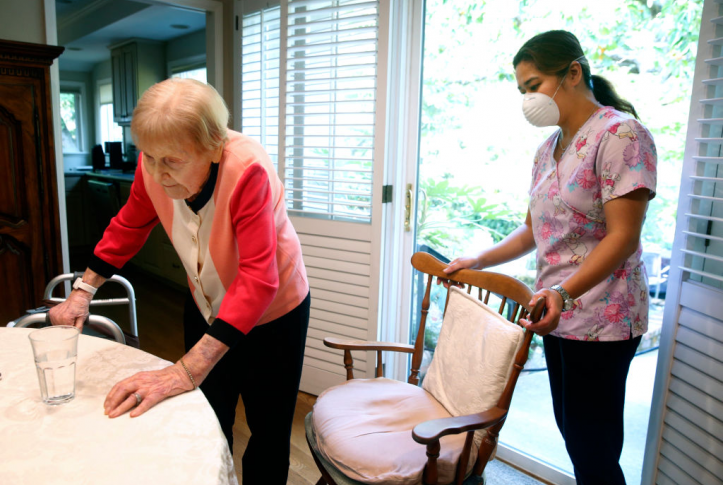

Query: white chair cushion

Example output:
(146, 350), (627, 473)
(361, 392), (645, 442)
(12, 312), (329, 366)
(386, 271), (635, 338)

(312, 377), (478, 485)
(422, 286), (524, 446)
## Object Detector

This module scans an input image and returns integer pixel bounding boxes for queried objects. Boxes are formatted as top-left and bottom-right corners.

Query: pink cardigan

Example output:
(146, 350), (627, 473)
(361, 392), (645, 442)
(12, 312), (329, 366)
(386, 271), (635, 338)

(90, 130), (309, 346)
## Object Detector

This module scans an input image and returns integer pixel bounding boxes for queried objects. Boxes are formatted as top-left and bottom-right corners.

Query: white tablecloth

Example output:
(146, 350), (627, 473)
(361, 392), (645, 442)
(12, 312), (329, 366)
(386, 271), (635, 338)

(0, 328), (238, 485)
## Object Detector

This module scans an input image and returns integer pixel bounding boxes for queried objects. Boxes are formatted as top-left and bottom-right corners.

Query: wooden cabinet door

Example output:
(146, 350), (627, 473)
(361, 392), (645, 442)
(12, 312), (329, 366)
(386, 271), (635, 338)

(64, 175), (87, 248)
(0, 77), (61, 324)
(111, 51), (124, 122)
(122, 46), (137, 121)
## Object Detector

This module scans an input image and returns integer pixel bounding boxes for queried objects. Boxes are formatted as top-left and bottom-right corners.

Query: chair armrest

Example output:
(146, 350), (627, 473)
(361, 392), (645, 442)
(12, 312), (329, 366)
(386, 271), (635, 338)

(323, 337), (414, 353)
(412, 407), (508, 444)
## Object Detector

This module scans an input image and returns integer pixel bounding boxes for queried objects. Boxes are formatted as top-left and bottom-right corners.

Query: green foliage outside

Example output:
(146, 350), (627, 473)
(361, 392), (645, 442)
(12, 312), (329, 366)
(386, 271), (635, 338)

(60, 92), (79, 152)
(412, 0), (703, 372)
(416, 0), (703, 263)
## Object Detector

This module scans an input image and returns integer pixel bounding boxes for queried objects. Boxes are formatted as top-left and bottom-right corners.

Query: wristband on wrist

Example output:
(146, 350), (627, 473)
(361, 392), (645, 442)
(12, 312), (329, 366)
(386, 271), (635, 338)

(72, 277), (98, 296)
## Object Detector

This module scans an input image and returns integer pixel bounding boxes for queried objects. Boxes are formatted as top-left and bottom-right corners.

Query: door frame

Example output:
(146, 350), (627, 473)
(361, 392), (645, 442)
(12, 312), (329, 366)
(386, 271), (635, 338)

(45, 0), (69, 276)
(378, 0), (426, 381)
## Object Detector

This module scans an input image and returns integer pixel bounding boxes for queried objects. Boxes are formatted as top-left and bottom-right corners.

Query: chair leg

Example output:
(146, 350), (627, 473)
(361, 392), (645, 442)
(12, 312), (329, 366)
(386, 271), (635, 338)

(306, 429), (338, 485)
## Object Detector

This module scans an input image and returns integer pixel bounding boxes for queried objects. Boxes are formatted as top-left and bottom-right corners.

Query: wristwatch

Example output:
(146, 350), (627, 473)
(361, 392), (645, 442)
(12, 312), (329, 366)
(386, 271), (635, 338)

(73, 277), (98, 296)
(550, 284), (574, 312)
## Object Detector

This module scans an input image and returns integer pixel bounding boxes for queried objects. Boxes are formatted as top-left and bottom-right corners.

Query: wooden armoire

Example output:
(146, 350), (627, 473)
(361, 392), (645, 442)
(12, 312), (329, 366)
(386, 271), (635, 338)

(0, 40), (65, 325)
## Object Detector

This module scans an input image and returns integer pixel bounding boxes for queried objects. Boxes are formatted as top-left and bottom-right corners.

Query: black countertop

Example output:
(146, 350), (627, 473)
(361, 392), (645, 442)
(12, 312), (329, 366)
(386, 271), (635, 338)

(65, 168), (135, 183)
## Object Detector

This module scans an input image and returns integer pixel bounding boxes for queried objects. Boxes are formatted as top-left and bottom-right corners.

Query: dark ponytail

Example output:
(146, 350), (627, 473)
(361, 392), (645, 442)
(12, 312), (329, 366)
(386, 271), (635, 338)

(513, 30), (639, 119)
(590, 74), (638, 119)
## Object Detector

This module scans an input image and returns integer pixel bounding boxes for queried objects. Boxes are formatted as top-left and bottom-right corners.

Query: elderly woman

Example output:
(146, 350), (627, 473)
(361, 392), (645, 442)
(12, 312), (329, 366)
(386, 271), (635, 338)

(49, 78), (310, 484)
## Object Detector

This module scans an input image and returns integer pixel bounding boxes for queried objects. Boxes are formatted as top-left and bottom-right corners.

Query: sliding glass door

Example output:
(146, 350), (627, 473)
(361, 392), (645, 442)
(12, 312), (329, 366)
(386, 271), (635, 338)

(407, 0), (702, 482)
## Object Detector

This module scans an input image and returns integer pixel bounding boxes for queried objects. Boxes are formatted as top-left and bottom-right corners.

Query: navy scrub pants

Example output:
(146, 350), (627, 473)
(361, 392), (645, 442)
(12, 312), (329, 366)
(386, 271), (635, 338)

(543, 334), (641, 485)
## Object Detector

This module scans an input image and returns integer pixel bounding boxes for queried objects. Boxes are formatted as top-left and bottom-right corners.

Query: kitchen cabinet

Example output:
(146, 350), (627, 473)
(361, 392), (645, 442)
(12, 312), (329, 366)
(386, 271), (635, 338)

(66, 171), (122, 256)
(110, 39), (165, 125)
(64, 174), (90, 248)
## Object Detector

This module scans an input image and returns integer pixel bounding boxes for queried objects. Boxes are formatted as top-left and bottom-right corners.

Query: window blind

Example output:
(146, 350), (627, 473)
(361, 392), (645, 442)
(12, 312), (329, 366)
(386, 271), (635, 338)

(242, 6), (281, 169)
(99, 83), (113, 105)
(682, 13), (723, 289)
(284, 0), (379, 222)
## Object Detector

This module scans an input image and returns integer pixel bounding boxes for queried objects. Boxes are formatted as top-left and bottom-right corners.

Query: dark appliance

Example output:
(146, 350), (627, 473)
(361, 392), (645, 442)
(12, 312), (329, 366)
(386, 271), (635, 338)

(91, 144), (105, 171)
(106, 142), (123, 169)
(123, 144), (137, 173)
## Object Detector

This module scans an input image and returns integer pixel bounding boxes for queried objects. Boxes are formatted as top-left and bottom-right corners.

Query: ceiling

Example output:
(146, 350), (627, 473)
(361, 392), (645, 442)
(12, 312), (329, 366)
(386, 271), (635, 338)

(56, 0), (206, 71)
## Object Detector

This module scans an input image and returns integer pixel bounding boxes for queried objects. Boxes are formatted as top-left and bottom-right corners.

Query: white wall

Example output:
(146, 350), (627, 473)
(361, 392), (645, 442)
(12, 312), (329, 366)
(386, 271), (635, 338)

(166, 29), (206, 67)
(0, 0), (46, 44)
(93, 59), (112, 81)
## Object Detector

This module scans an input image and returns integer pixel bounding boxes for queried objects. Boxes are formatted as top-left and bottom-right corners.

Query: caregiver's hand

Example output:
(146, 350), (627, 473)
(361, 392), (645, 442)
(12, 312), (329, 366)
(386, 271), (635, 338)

(48, 290), (91, 330)
(437, 255), (482, 289)
(520, 288), (562, 336)
(104, 364), (194, 418)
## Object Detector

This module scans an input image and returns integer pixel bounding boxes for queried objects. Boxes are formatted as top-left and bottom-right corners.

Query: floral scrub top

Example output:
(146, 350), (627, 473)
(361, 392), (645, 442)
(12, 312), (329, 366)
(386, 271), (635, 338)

(529, 107), (657, 341)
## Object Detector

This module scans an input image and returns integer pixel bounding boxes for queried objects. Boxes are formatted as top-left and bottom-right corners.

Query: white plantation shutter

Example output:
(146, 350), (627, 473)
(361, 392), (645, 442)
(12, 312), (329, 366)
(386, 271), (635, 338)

(643, 1), (723, 483)
(237, 0), (389, 394)
(241, 5), (281, 169)
(284, 0), (379, 221)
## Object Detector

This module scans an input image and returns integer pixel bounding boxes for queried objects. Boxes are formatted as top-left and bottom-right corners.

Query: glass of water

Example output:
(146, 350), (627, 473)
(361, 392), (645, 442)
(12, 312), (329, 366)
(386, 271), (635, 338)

(28, 326), (80, 405)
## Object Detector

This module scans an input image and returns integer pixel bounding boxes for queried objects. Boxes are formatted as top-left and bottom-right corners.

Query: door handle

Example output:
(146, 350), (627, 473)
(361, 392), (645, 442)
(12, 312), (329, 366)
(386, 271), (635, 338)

(405, 183), (413, 232)
(418, 188), (427, 225)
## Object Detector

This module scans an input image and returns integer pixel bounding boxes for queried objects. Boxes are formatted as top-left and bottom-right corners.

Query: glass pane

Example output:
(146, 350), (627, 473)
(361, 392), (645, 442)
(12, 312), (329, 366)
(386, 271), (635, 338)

(100, 103), (123, 148)
(60, 92), (81, 153)
(413, 0), (702, 482)
(171, 67), (207, 83)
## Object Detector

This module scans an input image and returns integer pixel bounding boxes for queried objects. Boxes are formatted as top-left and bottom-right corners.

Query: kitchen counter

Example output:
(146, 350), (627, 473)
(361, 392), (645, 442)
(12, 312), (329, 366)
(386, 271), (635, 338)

(65, 168), (135, 183)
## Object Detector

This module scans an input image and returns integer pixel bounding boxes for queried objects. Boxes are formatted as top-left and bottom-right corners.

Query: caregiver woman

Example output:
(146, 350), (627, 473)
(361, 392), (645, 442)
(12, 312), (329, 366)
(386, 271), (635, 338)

(443, 31), (656, 485)
(49, 78), (310, 484)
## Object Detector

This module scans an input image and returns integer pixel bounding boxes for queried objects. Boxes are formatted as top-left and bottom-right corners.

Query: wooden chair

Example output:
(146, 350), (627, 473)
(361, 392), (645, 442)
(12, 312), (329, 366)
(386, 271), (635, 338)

(305, 251), (544, 485)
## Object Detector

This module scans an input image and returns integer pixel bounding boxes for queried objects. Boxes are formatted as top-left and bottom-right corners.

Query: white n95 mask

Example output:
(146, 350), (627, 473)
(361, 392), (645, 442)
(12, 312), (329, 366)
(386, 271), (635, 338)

(522, 92), (561, 127)
(521, 54), (586, 127)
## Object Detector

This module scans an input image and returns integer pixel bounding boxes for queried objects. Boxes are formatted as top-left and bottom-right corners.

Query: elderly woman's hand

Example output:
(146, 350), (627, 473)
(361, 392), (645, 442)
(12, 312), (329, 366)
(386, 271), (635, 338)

(104, 363), (194, 418)
(520, 288), (562, 336)
(48, 290), (91, 329)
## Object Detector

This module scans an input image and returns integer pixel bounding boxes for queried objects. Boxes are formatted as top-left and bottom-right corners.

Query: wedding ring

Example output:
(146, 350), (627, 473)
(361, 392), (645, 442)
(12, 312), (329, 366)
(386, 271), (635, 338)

(133, 392), (142, 406)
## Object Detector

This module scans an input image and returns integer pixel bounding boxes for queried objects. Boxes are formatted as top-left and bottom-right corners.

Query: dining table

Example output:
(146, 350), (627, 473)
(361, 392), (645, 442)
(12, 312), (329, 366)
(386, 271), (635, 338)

(0, 327), (238, 485)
